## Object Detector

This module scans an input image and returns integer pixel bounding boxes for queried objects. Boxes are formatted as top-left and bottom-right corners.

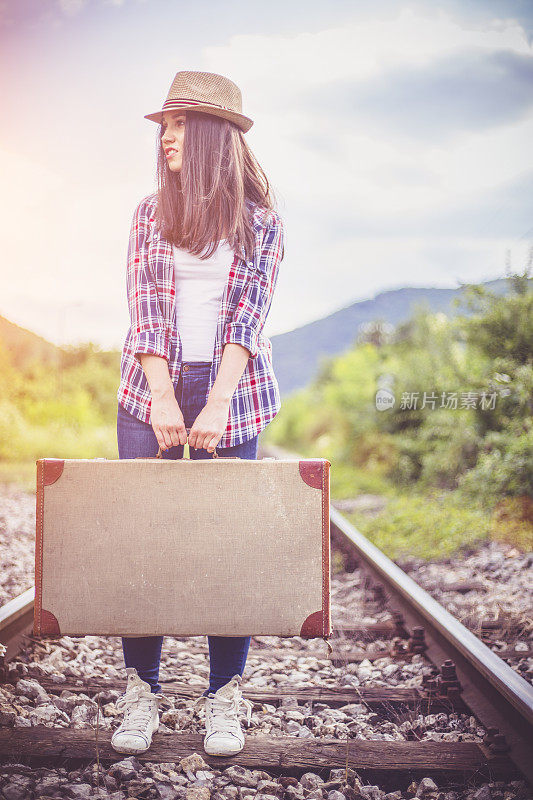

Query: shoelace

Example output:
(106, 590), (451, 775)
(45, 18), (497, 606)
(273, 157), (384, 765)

(193, 692), (253, 733)
(115, 688), (163, 733)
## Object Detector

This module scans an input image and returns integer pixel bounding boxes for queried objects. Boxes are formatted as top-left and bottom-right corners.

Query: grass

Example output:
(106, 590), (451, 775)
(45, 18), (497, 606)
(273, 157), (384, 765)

(330, 460), (396, 500)
(344, 490), (492, 562)
(488, 495), (533, 552)
(328, 461), (531, 561)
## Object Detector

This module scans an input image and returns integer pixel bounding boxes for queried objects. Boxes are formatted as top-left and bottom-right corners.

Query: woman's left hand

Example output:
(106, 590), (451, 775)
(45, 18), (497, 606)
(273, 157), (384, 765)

(188, 397), (230, 454)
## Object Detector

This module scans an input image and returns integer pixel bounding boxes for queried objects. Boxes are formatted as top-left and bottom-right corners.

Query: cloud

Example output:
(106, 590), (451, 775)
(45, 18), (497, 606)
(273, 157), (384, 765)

(204, 6), (531, 112)
(323, 167), (533, 239)
(300, 48), (533, 143)
(424, 167), (533, 237)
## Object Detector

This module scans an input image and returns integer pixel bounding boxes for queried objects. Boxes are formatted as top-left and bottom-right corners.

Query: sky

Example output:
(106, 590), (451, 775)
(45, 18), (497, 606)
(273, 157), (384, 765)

(0, 0), (532, 349)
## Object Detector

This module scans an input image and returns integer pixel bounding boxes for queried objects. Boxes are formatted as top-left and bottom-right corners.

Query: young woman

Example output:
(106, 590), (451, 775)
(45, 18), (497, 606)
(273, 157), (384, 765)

(112, 71), (285, 757)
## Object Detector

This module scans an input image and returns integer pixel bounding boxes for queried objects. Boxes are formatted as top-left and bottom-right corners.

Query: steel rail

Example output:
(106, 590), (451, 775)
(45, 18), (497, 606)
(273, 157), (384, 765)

(261, 442), (533, 785)
(329, 505), (533, 725)
(329, 505), (533, 780)
(0, 586), (34, 664)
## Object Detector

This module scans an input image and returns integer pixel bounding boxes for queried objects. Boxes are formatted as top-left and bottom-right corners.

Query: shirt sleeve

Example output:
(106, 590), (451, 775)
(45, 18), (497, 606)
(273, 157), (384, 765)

(223, 211), (285, 359)
(126, 198), (171, 364)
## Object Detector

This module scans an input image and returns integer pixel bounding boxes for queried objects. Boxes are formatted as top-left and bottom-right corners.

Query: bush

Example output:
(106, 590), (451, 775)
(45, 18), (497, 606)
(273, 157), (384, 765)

(456, 427), (533, 506)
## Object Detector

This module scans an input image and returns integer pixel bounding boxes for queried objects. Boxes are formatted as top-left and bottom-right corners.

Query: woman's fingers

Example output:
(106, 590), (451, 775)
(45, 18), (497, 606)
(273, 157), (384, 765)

(171, 421), (189, 447)
(153, 420), (188, 451)
(156, 426), (173, 451)
(150, 397), (188, 450)
(188, 402), (229, 452)
(189, 427), (215, 452)
(205, 434), (220, 455)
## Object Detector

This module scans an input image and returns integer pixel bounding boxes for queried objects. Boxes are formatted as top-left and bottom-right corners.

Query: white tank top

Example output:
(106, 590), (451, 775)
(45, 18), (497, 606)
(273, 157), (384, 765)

(172, 240), (235, 361)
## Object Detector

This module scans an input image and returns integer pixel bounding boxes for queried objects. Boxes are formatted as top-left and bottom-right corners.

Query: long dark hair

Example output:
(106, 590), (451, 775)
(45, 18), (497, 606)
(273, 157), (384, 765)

(153, 110), (278, 262)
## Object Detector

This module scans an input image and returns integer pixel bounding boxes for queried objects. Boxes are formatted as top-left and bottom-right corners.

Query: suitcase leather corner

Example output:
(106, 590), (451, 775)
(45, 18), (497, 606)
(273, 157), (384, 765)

(299, 459), (332, 638)
(35, 460), (64, 638)
(34, 609), (61, 637)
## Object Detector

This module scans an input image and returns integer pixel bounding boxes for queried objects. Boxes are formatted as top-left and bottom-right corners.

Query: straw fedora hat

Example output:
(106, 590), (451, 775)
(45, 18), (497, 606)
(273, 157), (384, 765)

(144, 70), (253, 133)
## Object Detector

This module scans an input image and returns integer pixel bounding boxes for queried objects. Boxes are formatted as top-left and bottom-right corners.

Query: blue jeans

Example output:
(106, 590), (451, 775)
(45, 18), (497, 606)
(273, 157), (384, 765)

(116, 360), (258, 695)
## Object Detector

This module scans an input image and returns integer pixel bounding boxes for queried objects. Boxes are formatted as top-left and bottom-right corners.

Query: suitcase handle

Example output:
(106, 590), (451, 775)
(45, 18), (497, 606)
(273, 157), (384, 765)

(135, 428), (229, 460)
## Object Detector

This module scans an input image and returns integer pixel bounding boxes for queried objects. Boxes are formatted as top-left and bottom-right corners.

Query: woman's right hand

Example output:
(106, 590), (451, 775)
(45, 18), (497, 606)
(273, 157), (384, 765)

(150, 394), (188, 451)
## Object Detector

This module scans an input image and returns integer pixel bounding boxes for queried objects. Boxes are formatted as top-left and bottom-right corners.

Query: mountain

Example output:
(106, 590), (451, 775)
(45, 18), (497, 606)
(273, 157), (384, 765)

(269, 278), (513, 397)
(0, 314), (61, 370)
(0, 277), (520, 397)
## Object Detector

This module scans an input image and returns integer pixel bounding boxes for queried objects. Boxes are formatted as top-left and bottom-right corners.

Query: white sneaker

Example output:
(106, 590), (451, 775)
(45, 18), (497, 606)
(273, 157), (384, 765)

(193, 674), (253, 756)
(111, 667), (164, 754)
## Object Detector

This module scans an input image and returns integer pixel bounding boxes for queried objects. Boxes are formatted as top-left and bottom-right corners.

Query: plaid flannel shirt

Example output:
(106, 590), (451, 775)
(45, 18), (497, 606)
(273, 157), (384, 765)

(116, 192), (285, 448)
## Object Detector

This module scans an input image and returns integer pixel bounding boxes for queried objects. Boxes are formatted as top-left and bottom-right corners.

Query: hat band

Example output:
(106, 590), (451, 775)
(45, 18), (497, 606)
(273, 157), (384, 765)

(162, 98), (233, 112)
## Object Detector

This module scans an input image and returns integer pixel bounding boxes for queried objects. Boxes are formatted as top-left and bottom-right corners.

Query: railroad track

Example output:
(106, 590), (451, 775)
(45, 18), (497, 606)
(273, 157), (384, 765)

(0, 443), (532, 796)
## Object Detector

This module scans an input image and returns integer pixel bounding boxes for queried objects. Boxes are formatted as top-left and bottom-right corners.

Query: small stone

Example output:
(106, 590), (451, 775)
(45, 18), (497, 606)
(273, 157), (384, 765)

(417, 778), (438, 796)
(286, 720), (302, 734)
(328, 770), (347, 783)
(180, 754), (211, 779)
(63, 784), (93, 799)
(34, 776), (64, 793)
(196, 771), (216, 782)
(473, 789), (492, 800)
(125, 777), (156, 798)
(223, 766), (259, 788)
(15, 678), (49, 703)
(300, 773), (324, 790)
(284, 788), (304, 800)
(109, 757), (142, 783)
(360, 788), (384, 800)
(254, 771), (274, 782)
(2, 778), (32, 800)
(28, 703), (69, 726)
(153, 783), (180, 800)
(279, 777), (299, 788)
(284, 709), (305, 722)
(187, 787), (211, 800)
(257, 781), (280, 794)
(71, 702), (102, 728)
(165, 788), (188, 800)
(322, 782), (343, 792)
(213, 777), (232, 788)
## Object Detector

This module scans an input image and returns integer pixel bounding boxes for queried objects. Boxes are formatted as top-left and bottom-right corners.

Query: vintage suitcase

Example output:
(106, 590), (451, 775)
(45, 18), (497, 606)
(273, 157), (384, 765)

(34, 455), (332, 640)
